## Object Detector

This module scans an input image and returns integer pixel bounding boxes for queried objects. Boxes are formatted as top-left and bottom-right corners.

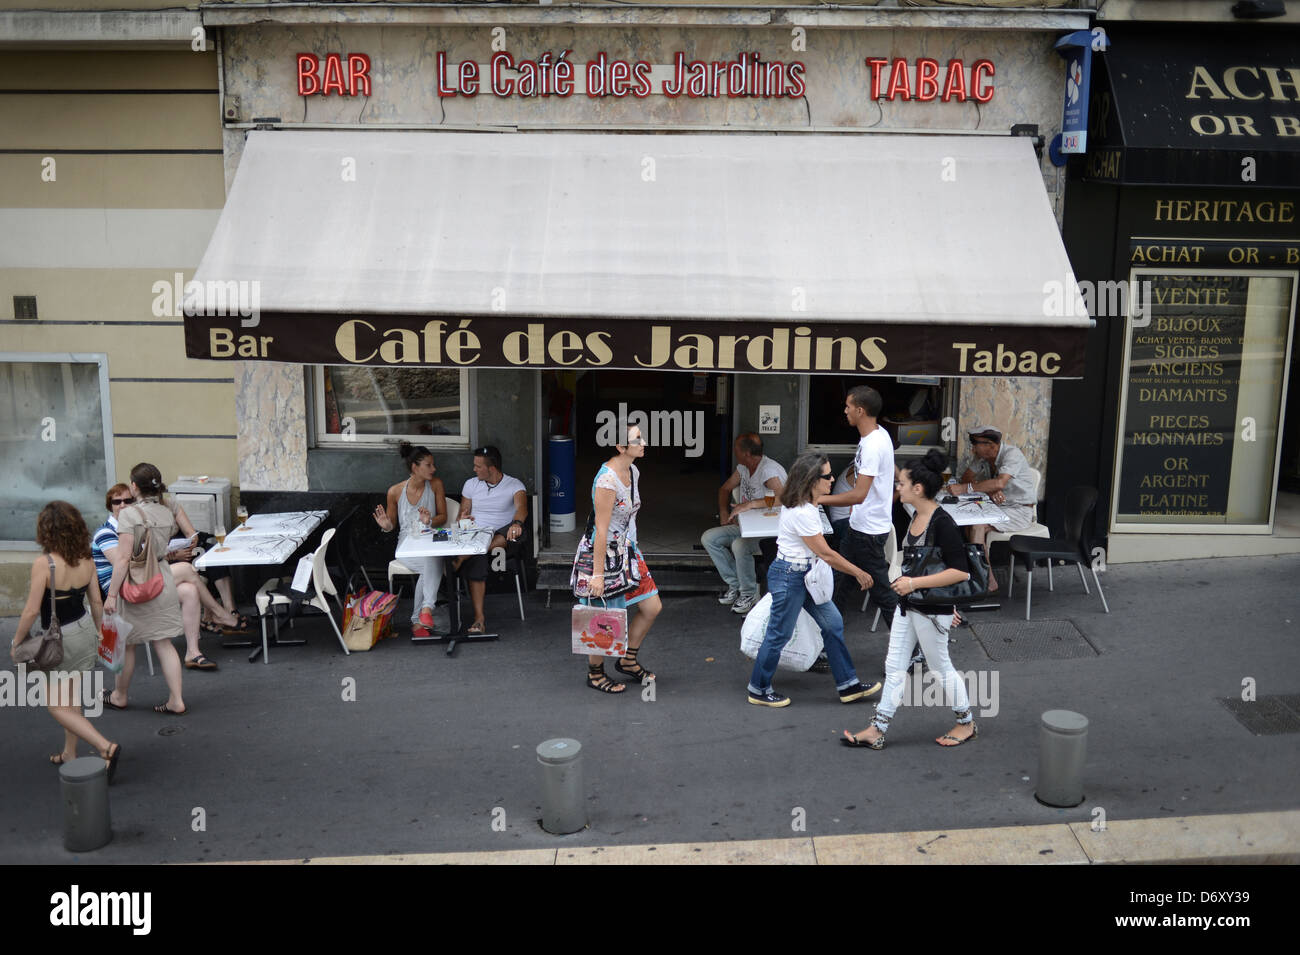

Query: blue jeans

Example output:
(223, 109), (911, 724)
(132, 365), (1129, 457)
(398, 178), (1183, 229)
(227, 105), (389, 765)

(748, 558), (860, 695)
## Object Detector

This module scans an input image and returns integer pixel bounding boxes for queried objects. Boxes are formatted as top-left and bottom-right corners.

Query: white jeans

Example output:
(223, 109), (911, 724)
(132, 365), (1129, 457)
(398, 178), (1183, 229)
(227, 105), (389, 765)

(408, 556), (444, 625)
(873, 606), (971, 733)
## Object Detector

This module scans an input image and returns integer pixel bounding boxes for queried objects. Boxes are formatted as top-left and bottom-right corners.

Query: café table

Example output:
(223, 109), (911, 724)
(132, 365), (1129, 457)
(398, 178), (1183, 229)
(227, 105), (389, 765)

(194, 510), (328, 662)
(395, 524), (495, 655)
(736, 507), (781, 539)
(940, 496), (1009, 527)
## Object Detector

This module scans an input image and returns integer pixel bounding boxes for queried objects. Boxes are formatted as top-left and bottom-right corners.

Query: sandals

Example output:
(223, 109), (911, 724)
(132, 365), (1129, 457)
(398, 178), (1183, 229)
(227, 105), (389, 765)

(154, 702), (188, 716)
(841, 729), (886, 750)
(101, 743), (122, 783)
(200, 618), (224, 637)
(613, 646), (655, 683)
(49, 753), (74, 766)
(936, 722), (978, 747)
(220, 613), (251, 635)
(185, 654), (218, 671)
(100, 689), (127, 711)
(467, 621), (485, 635)
(587, 663), (626, 694)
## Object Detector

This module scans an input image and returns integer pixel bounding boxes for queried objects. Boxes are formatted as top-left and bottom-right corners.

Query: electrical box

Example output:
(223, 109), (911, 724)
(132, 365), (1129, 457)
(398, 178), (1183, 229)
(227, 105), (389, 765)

(168, 477), (232, 534)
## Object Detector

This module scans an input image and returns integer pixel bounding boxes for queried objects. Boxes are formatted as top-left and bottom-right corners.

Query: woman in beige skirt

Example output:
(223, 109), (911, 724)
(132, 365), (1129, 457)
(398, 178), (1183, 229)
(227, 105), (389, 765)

(102, 463), (188, 715)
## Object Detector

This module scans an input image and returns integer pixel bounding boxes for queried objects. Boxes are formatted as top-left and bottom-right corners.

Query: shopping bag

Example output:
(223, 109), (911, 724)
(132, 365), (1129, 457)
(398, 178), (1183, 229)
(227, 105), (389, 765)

(98, 612), (132, 673)
(571, 602), (628, 658)
(341, 589), (398, 651)
(739, 593), (825, 672)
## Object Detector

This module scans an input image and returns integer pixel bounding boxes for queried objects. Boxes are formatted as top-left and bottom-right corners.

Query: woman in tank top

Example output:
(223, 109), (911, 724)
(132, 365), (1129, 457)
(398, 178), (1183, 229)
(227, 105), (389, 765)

(374, 442), (448, 636)
(10, 501), (121, 779)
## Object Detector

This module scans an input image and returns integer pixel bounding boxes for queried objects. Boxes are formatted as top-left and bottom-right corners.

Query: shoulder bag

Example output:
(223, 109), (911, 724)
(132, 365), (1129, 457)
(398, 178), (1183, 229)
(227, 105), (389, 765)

(901, 508), (990, 606)
(13, 556), (65, 670)
(571, 470), (639, 598)
(121, 505), (165, 603)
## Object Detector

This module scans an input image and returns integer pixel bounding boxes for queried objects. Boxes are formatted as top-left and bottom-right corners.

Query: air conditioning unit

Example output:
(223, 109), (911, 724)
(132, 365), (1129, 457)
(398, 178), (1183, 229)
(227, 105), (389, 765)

(168, 476), (232, 535)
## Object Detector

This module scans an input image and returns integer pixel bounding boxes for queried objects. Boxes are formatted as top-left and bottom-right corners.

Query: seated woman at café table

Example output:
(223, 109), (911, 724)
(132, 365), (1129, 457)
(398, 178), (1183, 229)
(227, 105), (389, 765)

(455, 445), (527, 635)
(944, 424), (1037, 594)
(373, 441), (448, 637)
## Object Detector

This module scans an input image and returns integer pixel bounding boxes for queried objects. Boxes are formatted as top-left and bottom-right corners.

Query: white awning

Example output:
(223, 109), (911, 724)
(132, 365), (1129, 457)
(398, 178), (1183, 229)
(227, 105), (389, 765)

(191, 129), (1087, 328)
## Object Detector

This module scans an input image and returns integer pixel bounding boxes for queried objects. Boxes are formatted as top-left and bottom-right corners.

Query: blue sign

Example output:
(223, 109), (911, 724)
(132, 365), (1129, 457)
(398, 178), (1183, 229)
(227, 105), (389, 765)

(1055, 29), (1107, 155)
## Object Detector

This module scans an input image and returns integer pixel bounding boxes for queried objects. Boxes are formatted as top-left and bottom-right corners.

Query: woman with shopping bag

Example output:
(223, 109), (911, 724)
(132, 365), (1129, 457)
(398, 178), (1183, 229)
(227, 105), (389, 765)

(842, 449), (977, 749)
(746, 453), (880, 708)
(571, 423), (661, 694)
(10, 502), (121, 778)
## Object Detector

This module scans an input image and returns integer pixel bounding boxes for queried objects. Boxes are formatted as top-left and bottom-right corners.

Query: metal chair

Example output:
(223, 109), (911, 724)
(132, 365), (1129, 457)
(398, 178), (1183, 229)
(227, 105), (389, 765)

(1007, 486), (1109, 621)
(254, 528), (350, 662)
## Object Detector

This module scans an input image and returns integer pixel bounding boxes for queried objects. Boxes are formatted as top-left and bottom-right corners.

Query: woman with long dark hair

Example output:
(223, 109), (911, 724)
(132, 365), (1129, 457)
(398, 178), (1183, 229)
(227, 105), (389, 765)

(746, 452), (879, 708)
(102, 463), (189, 714)
(842, 449), (976, 749)
(11, 502), (121, 777)
(373, 441), (448, 636)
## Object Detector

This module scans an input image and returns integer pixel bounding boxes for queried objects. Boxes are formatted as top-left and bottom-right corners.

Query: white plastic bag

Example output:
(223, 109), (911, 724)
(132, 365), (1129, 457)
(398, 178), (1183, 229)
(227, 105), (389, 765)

(805, 558), (834, 605)
(98, 612), (132, 673)
(739, 593), (824, 672)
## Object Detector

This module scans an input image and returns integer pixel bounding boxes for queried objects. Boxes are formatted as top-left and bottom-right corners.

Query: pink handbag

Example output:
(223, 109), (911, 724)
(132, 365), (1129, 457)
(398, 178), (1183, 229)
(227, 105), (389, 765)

(571, 601), (628, 658)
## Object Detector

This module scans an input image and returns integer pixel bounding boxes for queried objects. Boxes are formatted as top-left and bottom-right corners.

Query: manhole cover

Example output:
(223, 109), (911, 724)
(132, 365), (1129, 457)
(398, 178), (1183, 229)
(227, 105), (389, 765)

(970, 619), (1099, 662)
(1218, 695), (1300, 735)
(158, 725), (184, 737)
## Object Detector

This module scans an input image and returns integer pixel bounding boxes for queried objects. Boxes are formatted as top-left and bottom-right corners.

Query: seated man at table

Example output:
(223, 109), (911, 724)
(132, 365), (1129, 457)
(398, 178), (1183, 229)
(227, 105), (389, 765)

(945, 424), (1038, 594)
(701, 433), (787, 616)
(457, 446), (528, 634)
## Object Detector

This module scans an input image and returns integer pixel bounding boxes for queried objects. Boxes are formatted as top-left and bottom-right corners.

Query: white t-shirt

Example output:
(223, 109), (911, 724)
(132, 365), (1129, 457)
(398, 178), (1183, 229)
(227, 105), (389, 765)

(776, 502), (824, 561)
(849, 427), (895, 535)
(826, 465), (855, 523)
(736, 456), (787, 502)
(461, 473), (527, 530)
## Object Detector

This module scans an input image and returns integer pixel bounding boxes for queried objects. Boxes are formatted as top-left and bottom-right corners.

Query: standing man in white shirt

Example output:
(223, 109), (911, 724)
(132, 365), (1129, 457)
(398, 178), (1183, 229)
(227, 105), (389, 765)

(702, 432), (787, 615)
(818, 386), (897, 630)
(458, 445), (528, 634)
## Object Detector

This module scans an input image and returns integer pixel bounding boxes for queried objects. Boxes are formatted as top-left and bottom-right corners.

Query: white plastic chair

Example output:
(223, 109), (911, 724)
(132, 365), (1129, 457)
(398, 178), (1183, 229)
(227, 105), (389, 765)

(254, 528), (349, 663)
(389, 498), (457, 595)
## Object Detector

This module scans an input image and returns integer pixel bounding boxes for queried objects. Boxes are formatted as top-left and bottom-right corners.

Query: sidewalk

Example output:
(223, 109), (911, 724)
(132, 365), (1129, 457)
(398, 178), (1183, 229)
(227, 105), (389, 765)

(2, 553), (1297, 864)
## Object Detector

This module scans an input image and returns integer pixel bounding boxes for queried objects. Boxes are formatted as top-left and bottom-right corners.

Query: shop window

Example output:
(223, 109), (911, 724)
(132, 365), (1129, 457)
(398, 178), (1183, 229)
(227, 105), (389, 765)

(803, 375), (951, 451)
(1113, 271), (1296, 531)
(314, 366), (470, 448)
(0, 354), (114, 545)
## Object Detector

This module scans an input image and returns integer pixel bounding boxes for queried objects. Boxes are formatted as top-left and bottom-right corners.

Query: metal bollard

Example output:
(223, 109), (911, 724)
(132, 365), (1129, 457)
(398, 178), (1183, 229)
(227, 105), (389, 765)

(1036, 709), (1088, 808)
(537, 738), (586, 834)
(60, 757), (112, 852)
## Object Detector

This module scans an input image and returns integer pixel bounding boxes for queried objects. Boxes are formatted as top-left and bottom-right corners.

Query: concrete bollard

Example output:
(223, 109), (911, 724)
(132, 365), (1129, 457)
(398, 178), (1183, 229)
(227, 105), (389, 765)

(537, 738), (586, 834)
(60, 757), (112, 852)
(1036, 709), (1088, 808)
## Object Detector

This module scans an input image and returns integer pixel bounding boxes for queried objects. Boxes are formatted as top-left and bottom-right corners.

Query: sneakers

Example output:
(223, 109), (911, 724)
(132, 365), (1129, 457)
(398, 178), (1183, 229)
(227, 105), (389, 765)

(731, 592), (760, 614)
(747, 690), (791, 708)
(838, 680), (883, 704)
(717, 587), (740, 606)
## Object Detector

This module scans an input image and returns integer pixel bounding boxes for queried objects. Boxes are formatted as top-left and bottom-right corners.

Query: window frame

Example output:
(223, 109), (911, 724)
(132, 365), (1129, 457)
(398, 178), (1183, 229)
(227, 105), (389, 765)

(311, 365), (474, 450)
(798, 374), (956, 459)
(0, 352), (115, 549)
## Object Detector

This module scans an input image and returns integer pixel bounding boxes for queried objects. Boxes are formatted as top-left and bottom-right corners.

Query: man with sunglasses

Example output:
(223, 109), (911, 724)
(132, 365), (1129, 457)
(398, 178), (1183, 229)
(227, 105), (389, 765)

(945, 425), (1036, 594)
(457, 445), (528, 634)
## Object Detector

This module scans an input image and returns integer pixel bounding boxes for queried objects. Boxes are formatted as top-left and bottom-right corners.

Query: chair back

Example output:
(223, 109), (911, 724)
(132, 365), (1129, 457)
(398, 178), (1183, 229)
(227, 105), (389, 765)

(1062, 487), (1099, 559)
(1027, 467), (1043, 520)
(445, 497), (460, 525)
(309, 528), (340, 610)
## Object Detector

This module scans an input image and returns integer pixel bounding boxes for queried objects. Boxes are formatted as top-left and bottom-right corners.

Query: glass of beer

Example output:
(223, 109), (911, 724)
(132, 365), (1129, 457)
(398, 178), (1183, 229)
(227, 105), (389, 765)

(764, 492), (775, 513)
(214, 523), (226, 544)
(236, 505), (248, 526)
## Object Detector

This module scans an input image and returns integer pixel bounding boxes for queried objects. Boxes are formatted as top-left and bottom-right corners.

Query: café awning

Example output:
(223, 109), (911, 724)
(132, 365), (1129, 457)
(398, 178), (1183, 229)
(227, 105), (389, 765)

(185, 129), (1090, 376)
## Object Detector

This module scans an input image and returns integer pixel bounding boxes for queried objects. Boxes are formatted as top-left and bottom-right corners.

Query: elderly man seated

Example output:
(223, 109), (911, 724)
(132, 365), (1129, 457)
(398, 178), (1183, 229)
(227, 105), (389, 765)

(945, 424), (1037, 594)
(702, 432), (787, 615)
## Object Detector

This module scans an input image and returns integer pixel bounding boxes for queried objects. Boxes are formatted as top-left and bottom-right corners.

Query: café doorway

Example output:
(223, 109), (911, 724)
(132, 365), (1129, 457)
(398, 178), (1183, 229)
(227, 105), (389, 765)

(542, 369), (732, 556)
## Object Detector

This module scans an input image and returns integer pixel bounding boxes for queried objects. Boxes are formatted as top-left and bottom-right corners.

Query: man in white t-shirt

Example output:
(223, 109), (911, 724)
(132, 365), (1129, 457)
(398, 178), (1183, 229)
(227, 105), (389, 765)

(702, 433), (788, 615)
(458, 445), (528, 633)
(817, 386), (898, 629)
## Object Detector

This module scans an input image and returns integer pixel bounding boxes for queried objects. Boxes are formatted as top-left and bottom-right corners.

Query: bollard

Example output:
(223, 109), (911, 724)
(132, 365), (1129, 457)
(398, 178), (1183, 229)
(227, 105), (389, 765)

(537, 738), (586, 834)
(60, 757), (112, 852)
(1036, 709), (1088, 808)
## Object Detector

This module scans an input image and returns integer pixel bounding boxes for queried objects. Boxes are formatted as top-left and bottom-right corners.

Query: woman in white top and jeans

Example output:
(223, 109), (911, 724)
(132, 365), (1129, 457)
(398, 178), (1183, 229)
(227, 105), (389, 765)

(747, 452), (881, 708)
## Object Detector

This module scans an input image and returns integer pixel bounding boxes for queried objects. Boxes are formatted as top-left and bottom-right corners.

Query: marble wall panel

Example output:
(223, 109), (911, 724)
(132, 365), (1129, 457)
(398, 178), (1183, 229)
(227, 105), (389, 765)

(236, 361), (309, 490)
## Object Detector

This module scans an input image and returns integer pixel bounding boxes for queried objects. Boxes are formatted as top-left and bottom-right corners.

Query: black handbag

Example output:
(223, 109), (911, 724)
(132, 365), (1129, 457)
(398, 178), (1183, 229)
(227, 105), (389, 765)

(901, 509), (990, 606)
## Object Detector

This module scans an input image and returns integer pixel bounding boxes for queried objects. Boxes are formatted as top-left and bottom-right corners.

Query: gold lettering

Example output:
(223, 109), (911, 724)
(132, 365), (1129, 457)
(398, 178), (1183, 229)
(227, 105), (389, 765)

(815, 336), (857, 371)
(952, 342), (976, 372)
(717, 335), (749, 370)
(745, 330), (788, 371)
(378, 327), (420, 364)
(547, 329), (584, 366)
(335, 319), (377, 363)
(1261, 66), (1300, 102)
(1186, 65), (1229, 100)
(1223, 66), (1263, 100)
(211, 328), (235, 358)
(859, 337), (887, 372)
(419, 320), (446, 364)
(673, 333), (713, 369)
(635, 326), (671, 368)
(792, 326), (812, 370)
(1041, 352), (1060, 375)
(585, 331), (613, 366)
(503, 323), (545, 365)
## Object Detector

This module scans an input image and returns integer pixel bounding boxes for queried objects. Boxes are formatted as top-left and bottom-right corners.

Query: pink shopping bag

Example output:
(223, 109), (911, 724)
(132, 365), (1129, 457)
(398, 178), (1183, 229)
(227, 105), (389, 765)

(570, 603), (628, 658)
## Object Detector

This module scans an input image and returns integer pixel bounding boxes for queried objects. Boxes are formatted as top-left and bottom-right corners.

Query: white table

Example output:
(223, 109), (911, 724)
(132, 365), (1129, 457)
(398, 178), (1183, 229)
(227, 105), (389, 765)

(228, 510), (330, 539)
(940, 497), (1009, 527)
(736, 507), (781, 539)
(395, 526), (496, 654)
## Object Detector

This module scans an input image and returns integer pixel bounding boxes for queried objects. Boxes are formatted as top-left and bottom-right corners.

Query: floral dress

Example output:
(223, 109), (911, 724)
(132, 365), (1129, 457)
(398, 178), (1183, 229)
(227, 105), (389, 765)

(576, 463), (657, 609)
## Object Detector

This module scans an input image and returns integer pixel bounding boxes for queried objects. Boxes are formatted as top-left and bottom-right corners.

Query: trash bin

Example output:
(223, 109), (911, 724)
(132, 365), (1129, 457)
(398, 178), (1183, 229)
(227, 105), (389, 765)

(537, 738), (585, 834)
(61, 757), (112, 852)
(1036, 709), (1088, 808)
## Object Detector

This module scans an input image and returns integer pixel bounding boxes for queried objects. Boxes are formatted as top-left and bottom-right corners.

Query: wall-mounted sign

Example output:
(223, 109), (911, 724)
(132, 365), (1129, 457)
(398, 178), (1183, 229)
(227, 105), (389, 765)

(863, 57), (994, 103)
(1054, 29), (1106, 154)
(759, 405), (781, 435)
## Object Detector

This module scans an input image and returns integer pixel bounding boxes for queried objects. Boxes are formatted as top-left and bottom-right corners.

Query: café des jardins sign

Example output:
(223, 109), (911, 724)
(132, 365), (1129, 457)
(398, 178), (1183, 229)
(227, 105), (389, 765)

(184, 314), (1086, 378)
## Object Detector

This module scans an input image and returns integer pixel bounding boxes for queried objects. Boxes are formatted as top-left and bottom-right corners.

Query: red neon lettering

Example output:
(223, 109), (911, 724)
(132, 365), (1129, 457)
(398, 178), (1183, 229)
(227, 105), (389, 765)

(436, 51), (456, 97)
(942, 59), (967, 102)
(886, 58), (911, 100)
(321, 53), (346, 96)
(632, 61), (652, 98)
(915, 58), (940, 102)
(786, 62), (806, 99)
(297, 54), (320, 96)
(347, 54), (372, 97)
(972, 59), (995, 103)
(491, 51), (515, 96)
(610, 59), (631, 97)
(866, 58), (889, 100)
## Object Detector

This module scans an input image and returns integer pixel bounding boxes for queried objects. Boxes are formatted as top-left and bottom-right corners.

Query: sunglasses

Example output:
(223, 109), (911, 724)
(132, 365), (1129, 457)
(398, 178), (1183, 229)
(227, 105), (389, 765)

(818, 472), (834, 481)
(111, 498), (135, 506)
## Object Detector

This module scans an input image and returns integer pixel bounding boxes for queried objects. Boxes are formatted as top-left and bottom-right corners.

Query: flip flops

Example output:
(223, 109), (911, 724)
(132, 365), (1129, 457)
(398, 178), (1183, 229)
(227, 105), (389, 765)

(220, 613), (252, 635)
(100, 689), (127, 710)
(185, 654), (218, 671)
(154, 702), (188, 716)
(936, 723), (979, 747)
